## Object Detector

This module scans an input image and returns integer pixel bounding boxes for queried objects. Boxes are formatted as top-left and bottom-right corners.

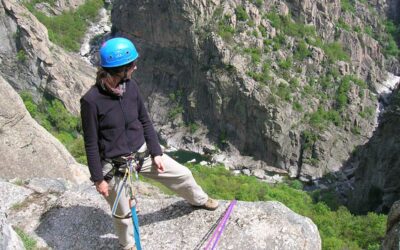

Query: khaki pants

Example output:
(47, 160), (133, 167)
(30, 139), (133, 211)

(103, 144), (208, 249)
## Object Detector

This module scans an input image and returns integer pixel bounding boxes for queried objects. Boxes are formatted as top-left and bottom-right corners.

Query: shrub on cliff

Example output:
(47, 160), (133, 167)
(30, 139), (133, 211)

(323, 42), (350, 63)
(20, 92), (86, 164)
(24, 0), (104, 52)
(235, 6), (248, 21)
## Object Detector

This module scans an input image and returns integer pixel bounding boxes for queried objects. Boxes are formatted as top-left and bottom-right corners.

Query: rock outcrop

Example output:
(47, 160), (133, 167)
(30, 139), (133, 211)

(33, 0), (87, 16)
(2, 179), (321, 250)
(0, 212), (24, 250)
(0, 0), (95, 115)
(0, 74), (89, 183)
(110, 0), (396, 180)
(382, 200), (400, 250)
(0, 181), (33, 212)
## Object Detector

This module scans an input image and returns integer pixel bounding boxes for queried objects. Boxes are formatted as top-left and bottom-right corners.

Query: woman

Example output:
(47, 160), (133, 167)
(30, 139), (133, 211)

(80, 37), (218, 250)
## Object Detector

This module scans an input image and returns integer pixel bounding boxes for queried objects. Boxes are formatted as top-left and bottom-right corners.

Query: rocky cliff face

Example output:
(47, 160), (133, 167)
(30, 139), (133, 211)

(111, 0), (398, 180)
(348, 86), (400, 214)
(20, 0), (88, 17)
(0, 0), (95, 115)
(32, 0), (87, 16)
(0, 74), (89, 183)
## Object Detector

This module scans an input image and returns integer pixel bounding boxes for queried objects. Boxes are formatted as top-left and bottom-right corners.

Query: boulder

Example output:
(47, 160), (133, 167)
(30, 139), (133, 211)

(26, 178), (68, 194)
(0, 212), (24, 250)
(0, 181), (32, 212)
(252, 168), (266, 179)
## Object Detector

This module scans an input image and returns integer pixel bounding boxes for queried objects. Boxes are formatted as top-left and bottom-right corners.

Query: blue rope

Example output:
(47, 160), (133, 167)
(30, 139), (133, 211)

(131, 206), (142, 250)
(128, 157), (142, 250)
(111, 157), (142, 249)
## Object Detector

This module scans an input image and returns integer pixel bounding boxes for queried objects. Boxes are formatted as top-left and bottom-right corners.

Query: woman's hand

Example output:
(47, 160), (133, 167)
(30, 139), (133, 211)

(152, 155), (165, 173)
(95, 180), (109, 197)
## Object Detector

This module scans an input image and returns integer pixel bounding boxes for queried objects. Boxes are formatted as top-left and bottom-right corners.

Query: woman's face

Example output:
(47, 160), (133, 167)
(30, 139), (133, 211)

(126, 62), (137, 80)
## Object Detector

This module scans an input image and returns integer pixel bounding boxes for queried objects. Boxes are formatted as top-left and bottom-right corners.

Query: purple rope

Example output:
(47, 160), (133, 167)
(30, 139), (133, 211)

(211, 200), (237, 249)
(204, 200), (237, 250)
(204, 206), (229, 250)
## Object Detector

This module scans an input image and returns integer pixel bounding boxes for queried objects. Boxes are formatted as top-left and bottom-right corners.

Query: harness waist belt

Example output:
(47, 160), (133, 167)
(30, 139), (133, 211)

(103, 150), (150, 182)
(111, 150), (150, 165)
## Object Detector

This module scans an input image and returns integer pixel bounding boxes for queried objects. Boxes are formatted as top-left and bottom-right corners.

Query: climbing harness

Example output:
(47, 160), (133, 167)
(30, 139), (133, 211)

(194, 200), (237, 250)
(103, 148), (148, 184)
(110, 154), (143, 250)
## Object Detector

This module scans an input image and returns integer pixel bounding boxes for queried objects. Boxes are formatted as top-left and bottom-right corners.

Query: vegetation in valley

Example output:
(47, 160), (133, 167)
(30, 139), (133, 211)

(24, 0), (104, 51)
(187, 164), (386, 250)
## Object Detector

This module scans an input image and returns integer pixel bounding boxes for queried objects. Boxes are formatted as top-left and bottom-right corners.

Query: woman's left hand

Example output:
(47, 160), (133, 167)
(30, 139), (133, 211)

(152, 155), (165, 173)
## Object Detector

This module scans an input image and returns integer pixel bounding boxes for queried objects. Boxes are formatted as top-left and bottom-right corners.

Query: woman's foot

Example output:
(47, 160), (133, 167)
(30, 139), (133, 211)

(199, 198), (219, 210)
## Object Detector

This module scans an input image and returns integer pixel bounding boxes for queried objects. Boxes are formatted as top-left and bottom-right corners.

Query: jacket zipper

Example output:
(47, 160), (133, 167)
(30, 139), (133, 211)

(119, 96), (129, 137)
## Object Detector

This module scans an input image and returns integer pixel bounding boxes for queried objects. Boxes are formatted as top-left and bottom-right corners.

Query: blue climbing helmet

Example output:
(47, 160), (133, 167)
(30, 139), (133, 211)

(100, 37), (139, 68)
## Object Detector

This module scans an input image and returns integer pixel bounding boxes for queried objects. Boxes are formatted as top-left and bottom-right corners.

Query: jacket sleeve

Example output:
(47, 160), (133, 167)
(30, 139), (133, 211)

(80, 98), (103, 182)
(135, 84), (163, 157)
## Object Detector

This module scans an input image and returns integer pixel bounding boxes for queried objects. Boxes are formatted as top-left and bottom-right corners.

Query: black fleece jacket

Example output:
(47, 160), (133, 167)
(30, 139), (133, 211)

(80, 79), (162, 182)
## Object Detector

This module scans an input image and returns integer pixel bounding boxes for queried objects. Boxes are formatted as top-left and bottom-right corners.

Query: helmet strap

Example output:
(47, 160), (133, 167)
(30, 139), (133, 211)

(123, 68), (128, 81)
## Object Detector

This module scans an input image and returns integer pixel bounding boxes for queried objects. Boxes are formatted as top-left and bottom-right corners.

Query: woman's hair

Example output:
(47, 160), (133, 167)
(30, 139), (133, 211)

(96, 62), (134, 86)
